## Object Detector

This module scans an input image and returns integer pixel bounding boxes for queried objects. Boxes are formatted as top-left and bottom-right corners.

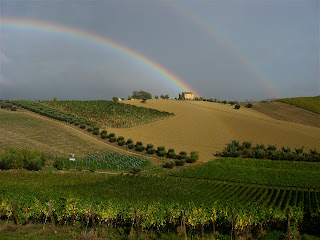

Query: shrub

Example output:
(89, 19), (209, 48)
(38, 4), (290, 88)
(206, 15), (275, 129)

(295, 147), (304, 155)
(0, 153), (13, 170)
(80, 124), (86, 129)
(187, 151), (199, 163)
(167, 149), (176, 159)
(247, 103), (253, 108)
(74, 122), (79, 126)
(254, 149), (267, 159)
(24, 157), (43, 171)
(281, 147), (291, 153)
(163, 161), (175, 169)
(136, 141), (143, 146)
(93, 129), (99, 135)
(101, 130), (108, 139)
(267, 145), (277, 151)
(10, 106), (17, 111)
(89, 163), (97, 172)
(53, 157), (64, 170)
(101, 130), (107, 135)
(117, 136), (125, 142)
(235, 104), (240, 110)
(157, 150), (167, 157)
(157, 146), (165, 152)
(126, 139), (133, 145)
(132, 166), (141, 174)
(108, 133), (115, 138)
(93, 126), (99, 131)
(109, 137), (116, 142)
(242, 141), (251, 149)
(175, 159), (185, 166)
(177, 151), (187, 160)
(147, 148), (156, 154)
(147, 144), (154, 149)
(135, 145), (145, 152)
(118, 140), (126, 146)
(87, 127), (94, 132)
(127, 143), (135, 149)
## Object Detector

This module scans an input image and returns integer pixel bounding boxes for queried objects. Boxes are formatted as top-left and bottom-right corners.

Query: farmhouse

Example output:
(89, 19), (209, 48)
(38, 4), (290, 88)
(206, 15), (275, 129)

(179, 92), (194, 100)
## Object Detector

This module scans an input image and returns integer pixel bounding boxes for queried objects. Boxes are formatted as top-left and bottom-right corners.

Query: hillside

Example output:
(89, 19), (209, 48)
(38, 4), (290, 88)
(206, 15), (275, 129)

(251, 101), (320, 128)
(110, 99), (320, 162)
(277, 96), (320, 114)
(0, 109), (107, 157)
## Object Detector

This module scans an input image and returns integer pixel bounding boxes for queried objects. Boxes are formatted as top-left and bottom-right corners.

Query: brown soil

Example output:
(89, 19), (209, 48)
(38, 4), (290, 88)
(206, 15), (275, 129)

(108, 99), (320, 162)
(250, 101), (320, 128)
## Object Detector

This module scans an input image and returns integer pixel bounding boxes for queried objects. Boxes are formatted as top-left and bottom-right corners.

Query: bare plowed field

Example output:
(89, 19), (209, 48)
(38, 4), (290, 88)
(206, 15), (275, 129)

(251, 101), (320, 128)
(110, 100), (320, 162)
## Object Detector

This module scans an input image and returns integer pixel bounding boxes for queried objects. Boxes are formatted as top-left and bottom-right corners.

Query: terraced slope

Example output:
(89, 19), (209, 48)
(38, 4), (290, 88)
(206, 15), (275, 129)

(252, 101), (320, 128)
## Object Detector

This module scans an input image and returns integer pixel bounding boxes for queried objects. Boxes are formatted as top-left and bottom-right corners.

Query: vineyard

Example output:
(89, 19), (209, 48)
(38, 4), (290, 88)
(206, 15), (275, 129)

(0, 171), (319, 237)
(171, 158), (320, 188)
(0, 100), (97, 126)
(277, 96), (320, 114)
(43, 100), (173, 128)
(55, 150), (150, 171)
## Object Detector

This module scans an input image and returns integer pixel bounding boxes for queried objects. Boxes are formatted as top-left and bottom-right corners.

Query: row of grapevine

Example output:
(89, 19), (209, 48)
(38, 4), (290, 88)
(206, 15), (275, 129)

(0, 196), (305, 235)
(1, 172), (319, 234)
(1, 100), (97, 127)
(54, 150), (149, 171)
(43, 100), (173, 128)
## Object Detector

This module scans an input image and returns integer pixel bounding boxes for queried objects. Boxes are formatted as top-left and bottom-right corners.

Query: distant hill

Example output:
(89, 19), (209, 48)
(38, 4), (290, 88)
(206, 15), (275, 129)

(276, 96), (320, 114)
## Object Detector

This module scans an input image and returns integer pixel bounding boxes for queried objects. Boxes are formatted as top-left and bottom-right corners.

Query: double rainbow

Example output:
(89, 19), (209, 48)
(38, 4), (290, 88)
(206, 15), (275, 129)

(1, 17), (200, 97)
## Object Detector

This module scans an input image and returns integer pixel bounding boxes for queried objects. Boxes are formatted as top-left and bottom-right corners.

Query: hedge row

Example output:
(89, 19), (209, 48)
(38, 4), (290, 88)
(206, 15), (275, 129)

(216, 140), (320, 162)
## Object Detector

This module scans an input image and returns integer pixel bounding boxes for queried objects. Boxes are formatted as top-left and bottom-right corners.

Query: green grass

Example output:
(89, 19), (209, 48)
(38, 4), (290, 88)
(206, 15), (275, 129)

(277, 96), (320, 114)
(172, 158), (320, 188)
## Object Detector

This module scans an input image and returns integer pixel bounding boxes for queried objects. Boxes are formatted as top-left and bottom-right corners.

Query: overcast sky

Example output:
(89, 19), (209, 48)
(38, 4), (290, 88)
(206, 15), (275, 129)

(0, 0), (319, 101)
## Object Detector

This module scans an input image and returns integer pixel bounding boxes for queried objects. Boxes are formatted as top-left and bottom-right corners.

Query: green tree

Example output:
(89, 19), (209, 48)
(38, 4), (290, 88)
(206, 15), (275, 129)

(160, 94), (169, 99)
(112, 97), (119, 102)
(131, 91), (152, 99)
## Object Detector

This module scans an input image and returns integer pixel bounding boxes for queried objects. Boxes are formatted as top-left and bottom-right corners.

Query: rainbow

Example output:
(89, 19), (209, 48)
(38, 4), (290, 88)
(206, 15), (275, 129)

(1, 17), (201, 97)
(166, 2), (281, 99)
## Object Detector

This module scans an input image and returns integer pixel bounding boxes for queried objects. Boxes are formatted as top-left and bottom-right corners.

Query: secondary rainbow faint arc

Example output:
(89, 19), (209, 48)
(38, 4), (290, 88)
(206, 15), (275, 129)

(1, 17), (201, 97)
(166, 1), (281, 99)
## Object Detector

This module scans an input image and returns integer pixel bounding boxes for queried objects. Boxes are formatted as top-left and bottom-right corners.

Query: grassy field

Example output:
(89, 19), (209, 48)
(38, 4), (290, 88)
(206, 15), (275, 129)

(277, 96), (320, 114)
(0, 109), (107, 157)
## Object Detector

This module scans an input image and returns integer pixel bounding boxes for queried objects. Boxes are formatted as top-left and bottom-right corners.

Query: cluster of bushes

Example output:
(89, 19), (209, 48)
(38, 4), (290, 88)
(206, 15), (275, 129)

(0, 148), (46, 171)
(163, 151), (199, 169)
(216, 140), (320, 162)
(0, 100), (17, 111)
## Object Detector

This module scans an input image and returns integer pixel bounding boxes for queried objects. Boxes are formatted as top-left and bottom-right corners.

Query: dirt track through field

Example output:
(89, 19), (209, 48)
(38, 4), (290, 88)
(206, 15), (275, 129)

(110, 100), (320, 162)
